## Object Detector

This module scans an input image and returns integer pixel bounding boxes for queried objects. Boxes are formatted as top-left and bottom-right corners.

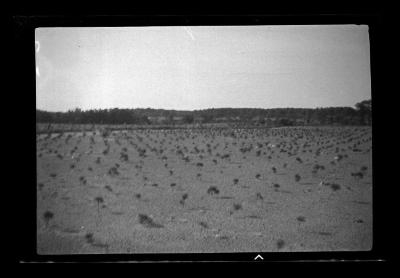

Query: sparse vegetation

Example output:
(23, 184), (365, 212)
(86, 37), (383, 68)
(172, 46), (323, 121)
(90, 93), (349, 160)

(43, 210), (54, 228)
(207, 186), (220, 195)
(233, 203), (242, 211)
(95, 196), (104, 216)
(198, 221), (209, 229)
(37, 119), (371, 253)
(138, 214), (164, 228)
(38, 183), (44, 190)
(297, 216), (306, 222)
(277, 239), (285, 249)
(85, 233), (94, 244)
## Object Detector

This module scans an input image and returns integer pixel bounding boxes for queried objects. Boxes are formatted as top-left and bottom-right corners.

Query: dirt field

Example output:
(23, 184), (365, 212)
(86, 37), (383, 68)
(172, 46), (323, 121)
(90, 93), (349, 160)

(36, 126), (372, 254)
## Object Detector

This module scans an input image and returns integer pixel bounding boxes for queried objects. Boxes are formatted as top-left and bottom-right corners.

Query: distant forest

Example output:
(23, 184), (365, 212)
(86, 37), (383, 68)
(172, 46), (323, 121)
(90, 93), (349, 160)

(36, 99), (371, 126)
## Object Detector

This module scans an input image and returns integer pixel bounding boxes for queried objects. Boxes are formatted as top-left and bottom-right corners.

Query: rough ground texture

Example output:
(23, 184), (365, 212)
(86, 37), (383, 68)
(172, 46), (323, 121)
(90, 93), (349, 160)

(37, 126), (372, 254)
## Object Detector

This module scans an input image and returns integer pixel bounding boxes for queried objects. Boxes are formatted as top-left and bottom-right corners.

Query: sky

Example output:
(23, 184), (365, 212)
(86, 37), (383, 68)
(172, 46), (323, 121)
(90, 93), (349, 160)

(35, 25), (371, 112)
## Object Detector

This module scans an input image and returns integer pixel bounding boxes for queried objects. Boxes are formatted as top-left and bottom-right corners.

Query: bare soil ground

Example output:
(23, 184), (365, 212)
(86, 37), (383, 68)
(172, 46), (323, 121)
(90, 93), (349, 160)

(36, 126), (372, 254)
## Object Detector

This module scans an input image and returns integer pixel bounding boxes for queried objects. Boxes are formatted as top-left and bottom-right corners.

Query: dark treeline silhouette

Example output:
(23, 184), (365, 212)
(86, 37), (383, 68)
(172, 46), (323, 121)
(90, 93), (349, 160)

(36, 108), (150, 125)
(36, 99), (371, 126)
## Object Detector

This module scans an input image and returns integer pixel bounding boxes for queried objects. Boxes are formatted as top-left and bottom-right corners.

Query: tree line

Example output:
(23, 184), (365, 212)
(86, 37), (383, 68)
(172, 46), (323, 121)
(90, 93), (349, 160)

(36, 99), (371, 126)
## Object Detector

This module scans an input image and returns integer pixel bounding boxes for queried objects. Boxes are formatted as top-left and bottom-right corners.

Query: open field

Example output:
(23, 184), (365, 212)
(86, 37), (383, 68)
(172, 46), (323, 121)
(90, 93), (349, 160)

(36, 122), (250, 134)
(37, 126), (372, 254)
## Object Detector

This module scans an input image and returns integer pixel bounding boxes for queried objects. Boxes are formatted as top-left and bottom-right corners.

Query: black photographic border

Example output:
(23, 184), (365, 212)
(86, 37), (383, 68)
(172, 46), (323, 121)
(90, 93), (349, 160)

(13, 11), (389, 263)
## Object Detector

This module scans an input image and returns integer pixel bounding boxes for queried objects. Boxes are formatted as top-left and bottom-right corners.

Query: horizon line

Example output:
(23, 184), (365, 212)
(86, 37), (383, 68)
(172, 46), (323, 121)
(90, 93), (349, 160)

(36, 104), (365, 113)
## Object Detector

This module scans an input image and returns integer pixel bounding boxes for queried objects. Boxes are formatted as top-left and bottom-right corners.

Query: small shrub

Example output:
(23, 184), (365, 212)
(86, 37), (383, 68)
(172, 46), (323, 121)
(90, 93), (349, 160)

(138, 214), (164, 228)
(207, 186), (220, 195)
(233, 203), (242, 211)
(330, 183), (341, 191)
(108, 167), (119, 177)
(180, 193), (188, 205)
(79, 176), (86, 184)
(85, 233), (94, 244)
(277, 239), (285, 249)
(95, 196), (104, 213)
(43, 210), (54, 227)
(361, 166), (368, 172)
(120, 152), (129, 162)
(296, 216), (306, 222)
(198, 221), (209, 229)
(351, 172), (364, 179)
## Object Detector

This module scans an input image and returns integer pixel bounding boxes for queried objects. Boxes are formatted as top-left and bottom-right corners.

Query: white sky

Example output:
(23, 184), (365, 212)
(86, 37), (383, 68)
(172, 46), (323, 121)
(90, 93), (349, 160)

(35, 25), (371, 112)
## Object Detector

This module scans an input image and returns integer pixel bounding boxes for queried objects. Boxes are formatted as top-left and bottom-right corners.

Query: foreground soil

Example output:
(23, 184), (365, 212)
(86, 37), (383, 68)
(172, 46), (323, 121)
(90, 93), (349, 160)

(37, 126), (372, 254)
